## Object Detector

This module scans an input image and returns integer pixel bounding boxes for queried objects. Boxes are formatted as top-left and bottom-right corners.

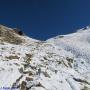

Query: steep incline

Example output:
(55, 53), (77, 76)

(0, 25), (90, 90)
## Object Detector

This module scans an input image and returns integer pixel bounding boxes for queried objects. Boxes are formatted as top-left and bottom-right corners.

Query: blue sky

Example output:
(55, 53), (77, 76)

(0, 0), (90, 40)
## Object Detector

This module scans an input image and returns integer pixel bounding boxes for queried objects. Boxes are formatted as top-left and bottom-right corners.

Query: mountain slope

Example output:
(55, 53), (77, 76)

(0, 25), (90, 90)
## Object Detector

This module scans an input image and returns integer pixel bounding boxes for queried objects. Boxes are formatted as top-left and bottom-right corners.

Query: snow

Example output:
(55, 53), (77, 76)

(0, 25), (90, 90)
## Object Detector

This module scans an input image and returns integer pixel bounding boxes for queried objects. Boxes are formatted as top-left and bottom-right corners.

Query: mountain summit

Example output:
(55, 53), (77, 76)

(0, 25), (90, 90)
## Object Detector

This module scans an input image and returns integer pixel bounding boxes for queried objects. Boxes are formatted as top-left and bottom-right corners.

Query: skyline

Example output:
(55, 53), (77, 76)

(0, 0), (90, 40)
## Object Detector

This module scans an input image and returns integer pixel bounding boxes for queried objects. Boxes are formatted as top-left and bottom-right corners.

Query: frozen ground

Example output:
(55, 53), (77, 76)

(0, 25), (90, 90)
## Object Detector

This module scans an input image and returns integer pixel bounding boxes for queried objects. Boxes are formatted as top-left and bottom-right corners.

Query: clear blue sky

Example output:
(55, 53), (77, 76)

(0, 0), (90, 40)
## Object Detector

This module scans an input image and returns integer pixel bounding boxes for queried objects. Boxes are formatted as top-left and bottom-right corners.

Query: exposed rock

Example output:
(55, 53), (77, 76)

(20, 81), (27, 90)
(26, 77), (33, 81)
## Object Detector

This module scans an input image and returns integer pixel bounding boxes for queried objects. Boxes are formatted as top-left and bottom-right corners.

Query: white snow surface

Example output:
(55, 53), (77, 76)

(0, 25), (90, 90)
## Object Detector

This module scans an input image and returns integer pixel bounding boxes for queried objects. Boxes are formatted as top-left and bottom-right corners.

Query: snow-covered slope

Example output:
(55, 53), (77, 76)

(0, 25), (90, 90)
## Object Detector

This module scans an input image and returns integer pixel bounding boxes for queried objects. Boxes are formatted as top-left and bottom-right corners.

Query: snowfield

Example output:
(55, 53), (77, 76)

(0, 25), (90, 90)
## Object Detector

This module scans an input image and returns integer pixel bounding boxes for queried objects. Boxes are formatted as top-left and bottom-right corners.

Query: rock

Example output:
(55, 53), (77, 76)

(20, 81), (27, 90)
(26, 77), (33, 81)
(43, 71), (50, 78)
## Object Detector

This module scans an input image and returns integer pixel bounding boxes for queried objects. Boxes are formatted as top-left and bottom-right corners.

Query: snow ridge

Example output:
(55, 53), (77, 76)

(0, 25), (90, 90)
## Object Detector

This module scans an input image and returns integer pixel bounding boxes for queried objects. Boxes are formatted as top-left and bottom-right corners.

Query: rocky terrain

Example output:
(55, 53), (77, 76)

(0, 25), (90, 90)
